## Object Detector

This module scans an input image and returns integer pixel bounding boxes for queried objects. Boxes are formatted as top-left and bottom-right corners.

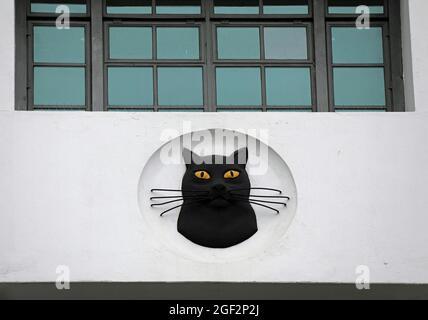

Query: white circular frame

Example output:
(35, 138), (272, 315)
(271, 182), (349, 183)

(137, 129), (297, 263)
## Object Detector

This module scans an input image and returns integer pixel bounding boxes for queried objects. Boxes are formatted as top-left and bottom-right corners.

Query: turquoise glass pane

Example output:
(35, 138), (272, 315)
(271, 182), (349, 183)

(333, 67), (386, 106)
(34, 67), (85, 106)
(109, 109), (154, 112)
(216, 68), (261, 106)
(158, 109), (204, 112)
(214, 0), (259, 14)
(264, 27), (308, 60)
(332, 27), (384, 64)
(156, 0), (201, 14)
(266, 68), (312, 106)
(108, 67), (153, 106)
(267, 109), (312, 112)
(106, 0), (152, 14)
(263, 0), (309, 14)
(217, 27), (260, 60)
(158, 67), (203, 106)
(109, 27), (152, 59)
(217, 109), (262, 112)
(157, 28), (200, 60)
(329, 6), (384, 14)
(31, 1), (87, 13)
(34, 26), (85, 63)
(328, 0), (384, 14)
(336, 109), (386, 112)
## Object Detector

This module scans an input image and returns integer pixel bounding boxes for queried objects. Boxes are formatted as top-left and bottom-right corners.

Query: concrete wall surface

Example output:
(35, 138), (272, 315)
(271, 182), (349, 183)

(1, 112), (428, 284)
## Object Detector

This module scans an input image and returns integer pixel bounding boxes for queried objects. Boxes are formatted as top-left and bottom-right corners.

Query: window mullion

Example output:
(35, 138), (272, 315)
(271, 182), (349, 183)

(313, 0), (329, 112)
(91, 0), (104, 111)
(387, 0), (405, 111)
(16, 0), (28, 110)
(205, 0), (215, 112)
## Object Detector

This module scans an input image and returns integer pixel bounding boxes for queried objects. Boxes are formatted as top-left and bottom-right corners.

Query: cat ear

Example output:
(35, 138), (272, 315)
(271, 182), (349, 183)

(182, 148), (194, 168)
(230, 148), (248, 167)
(182, 148), (204, 167)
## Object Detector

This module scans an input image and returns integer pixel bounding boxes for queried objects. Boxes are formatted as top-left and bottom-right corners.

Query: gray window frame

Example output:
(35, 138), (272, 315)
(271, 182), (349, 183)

(104, 21), (206, 111)
(27, 0), (91, 18)
(15, 0), (405, 112)
(212, 22), (315, 111)
(326, 21), (391, 111)
(28, 21), (91, 110)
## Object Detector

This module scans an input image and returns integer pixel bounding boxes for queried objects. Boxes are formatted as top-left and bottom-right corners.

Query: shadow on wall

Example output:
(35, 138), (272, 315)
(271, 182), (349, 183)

(401, 0), (415, 111)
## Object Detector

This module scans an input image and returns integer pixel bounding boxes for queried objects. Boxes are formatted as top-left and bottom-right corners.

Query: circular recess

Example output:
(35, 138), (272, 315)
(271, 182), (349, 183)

(138, 129), (297, 263)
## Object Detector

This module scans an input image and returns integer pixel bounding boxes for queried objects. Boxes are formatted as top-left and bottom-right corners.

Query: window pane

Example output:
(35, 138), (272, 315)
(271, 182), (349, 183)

(266, 68), (312, 106)
(328, 0), (384, 14)
(217, 108), (262, 112)
(158, 67), (203, 106)
(106, 0), (152, 14)
(158, 109), (204, 112)
(34, 26), (85, 63)
(214, 0), (259, 14)
(108, 67), (153, 106)
(157, 27), (200, 60)
(332, 27), (383, 64)
(333, 68), (386, 106)
(31, 0), (87, 13)
(109, 27), (152, 60)
(34, 67), (85, 106)
(336, 109), (386, 112)
(264, 27), (308, 60)
(156, 0), (201, 14)
(216, 68), (261, 106)
(267, 109), (312, 112)
(263, 0), (309, 14)
(217, 27), (260, 60)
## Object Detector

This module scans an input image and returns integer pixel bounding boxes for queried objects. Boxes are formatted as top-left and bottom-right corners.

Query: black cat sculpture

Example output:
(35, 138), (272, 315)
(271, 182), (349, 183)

(151, 148), (289, 249)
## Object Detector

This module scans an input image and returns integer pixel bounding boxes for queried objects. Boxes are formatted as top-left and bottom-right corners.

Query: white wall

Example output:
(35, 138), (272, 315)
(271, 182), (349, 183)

(1, 1), (428, 285)
(1, 112), (428, 283)
(402, 0), (428, 112)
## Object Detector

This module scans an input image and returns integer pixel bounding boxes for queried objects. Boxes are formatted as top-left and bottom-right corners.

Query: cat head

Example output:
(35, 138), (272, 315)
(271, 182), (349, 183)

(150, 147), (289, 248)
(181, 148), (250, 208)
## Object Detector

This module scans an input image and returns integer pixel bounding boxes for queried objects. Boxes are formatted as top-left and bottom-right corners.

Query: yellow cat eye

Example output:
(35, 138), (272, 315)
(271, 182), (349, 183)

(194, 170), (211, 180)
(224, 170), (240, 179)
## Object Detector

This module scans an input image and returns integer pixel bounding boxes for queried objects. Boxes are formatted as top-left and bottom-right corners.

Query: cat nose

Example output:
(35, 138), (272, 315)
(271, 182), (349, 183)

(212, 184), (226, 192)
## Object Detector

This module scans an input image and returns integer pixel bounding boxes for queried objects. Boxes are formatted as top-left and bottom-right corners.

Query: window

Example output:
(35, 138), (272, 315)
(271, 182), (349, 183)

(105, 23), (204, 111)
(214, 23), (313, 111)
(30, 23), (89, 110)
(329, 26), (387, 110)
(327, 0), (385, 15)
(106, 0), (152, 15)
(30, 0), (88, 14)
(16, 0), (404, 112)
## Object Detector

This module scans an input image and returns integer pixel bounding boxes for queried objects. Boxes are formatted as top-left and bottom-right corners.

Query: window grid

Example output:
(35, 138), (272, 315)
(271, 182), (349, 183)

(17, 0), (404, 112)
(28, 21), (91, 110)
(104, 22), (206, 111)
(326, 22), (391, 111)
(212, 22), (314, 111)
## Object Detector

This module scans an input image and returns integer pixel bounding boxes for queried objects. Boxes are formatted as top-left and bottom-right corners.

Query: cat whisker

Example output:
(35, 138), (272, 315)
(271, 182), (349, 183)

(151, 188), (209, 193)
(229, 187), (283, 194)
(246, 195), (290, 200)
(232, 198), (280, 214)
(151, 196), (208, 207)
(150, 195), (209, 200)
(158, 198), (207, 217)
(230, 195), (287, 207)
(151, 198), (184, 207)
